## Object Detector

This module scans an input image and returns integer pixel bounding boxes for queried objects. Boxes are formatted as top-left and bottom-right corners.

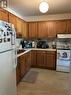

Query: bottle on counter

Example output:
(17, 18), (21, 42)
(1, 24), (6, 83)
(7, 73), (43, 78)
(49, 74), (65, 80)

(52, 42), (56, 49)
(32, 41), (35, 48)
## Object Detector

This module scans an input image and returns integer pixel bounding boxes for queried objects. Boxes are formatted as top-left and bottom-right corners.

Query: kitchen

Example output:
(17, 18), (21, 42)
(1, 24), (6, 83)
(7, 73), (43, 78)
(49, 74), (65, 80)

(0, 0), (71, 95)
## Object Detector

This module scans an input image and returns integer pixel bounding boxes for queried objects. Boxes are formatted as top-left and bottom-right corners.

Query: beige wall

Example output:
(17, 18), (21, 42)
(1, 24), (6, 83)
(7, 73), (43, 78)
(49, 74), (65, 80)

(5, 8), (71, 22)
(25, 13), (71, 22)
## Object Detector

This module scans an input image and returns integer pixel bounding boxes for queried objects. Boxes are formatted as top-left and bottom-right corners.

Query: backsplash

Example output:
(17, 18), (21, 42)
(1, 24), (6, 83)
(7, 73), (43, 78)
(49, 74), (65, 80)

(56, 38), (71, 49)
(16, 38), (23, 48)
(47, 38), (56, 48)
(16, 38), (57, 49)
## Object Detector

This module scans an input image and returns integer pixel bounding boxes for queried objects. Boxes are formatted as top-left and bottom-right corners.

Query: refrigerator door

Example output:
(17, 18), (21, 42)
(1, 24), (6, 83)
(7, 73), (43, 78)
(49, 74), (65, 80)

(0, 50), (16, 95)
(0, 40), (12, 52)
(12, 49), (17, 69)
(0, 20), (16, 52)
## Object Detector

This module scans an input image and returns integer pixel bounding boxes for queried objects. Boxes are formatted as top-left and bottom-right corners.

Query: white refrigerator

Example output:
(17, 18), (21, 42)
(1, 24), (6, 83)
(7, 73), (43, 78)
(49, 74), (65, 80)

(0, 20), (17, 95)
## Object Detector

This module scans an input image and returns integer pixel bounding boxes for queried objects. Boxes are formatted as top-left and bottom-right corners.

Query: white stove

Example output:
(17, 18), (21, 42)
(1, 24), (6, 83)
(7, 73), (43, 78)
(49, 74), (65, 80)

(56, 35), (71, 72)
(56, 49), (71, 72)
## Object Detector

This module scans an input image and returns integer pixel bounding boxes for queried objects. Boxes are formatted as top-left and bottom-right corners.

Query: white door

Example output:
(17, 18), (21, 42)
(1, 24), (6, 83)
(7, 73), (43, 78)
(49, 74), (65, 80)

(0, 50), (16, 95)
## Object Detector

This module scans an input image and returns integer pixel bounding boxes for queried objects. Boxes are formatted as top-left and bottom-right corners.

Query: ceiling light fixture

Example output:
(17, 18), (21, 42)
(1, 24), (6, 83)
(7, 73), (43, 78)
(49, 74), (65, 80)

(0, 0), (7, 8)
(39, 1), (49, 13)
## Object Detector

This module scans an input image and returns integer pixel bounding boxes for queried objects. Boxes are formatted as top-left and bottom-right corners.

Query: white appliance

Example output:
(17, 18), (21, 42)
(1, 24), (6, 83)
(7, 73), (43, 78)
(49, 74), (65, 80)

(0, 20), (17, 95)
(56, 34), (71, 72)
(57, 34), (71, 38)
(56, 49), (71, 72)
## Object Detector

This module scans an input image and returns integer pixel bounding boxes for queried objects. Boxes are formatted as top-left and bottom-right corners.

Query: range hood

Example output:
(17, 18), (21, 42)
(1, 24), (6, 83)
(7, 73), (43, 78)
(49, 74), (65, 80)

(57, 34), (71, 38)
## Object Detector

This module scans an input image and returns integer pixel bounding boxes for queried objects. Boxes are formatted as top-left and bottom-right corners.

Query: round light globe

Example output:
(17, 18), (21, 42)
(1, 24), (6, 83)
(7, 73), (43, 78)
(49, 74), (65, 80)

(39, 2), (49, 13)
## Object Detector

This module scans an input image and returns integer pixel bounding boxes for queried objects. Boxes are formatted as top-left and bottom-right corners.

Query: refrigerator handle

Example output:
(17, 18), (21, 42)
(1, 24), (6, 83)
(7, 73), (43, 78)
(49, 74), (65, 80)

(10, 32), (15, 45)
(13, 49), (17, 69)
(15, 49), (17, 68)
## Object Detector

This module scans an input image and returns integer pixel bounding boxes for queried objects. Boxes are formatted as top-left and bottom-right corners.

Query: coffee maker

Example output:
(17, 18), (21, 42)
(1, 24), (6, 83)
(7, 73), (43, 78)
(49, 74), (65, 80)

(20, 40), (32, 48)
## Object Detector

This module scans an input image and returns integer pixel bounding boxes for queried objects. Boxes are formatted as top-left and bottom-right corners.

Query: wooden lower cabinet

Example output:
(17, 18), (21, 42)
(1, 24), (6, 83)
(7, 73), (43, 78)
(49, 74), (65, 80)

(16, 55), (26, 84)
(46, 51), (56, 70)
(20, 54), (26, 78)
(16, 50), (56, 84)
(25, 51), (31, 72)
(16, 51), (31, 84)
(31, 50), (37, 67)
(32, 50), (56, 70)
(36, 50), (46, 68)
(16, 57), (21, 84)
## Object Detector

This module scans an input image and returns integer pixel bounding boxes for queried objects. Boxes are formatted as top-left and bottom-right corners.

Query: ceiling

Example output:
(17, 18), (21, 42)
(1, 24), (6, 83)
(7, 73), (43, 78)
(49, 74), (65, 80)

(8, 0), (71, 17)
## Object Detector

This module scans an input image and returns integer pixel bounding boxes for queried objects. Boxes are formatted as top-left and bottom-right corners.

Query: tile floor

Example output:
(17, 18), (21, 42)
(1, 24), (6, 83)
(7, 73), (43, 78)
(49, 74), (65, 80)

(17, 68), (69, 95)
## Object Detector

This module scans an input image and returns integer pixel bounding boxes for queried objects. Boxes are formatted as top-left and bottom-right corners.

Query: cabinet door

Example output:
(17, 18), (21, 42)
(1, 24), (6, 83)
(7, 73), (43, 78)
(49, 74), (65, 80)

(16, 17), (22, 37)
(55, 20), (67, 34)
(47, 21), (56, 37)
(38, 22), (48, 38)
(66, 20), (71, 34)
(0, 8), (9, 22)
(28, 22), (37, 38)
(36, 50), (46, 67)
(16, 57), (21, 84)
(46, 51), (56, 70)
(20, 55), (26, 78)
(9, 13), (22, 37)
(31, 50), (37, 67)
(25, 52), (31, 72)
(9, 13), (17, 32)
(22, 21), (28, 38)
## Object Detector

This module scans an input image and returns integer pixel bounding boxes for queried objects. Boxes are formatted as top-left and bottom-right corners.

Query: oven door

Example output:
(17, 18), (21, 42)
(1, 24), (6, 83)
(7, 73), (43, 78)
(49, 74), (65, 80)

(57, 59), (70, 67)
(57, 49), (71, 61)
(56, 49), (70, 72)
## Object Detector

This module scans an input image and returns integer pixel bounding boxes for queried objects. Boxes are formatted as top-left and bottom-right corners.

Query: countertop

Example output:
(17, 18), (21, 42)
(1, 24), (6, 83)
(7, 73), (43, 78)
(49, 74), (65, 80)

(17, 48), (56, 58)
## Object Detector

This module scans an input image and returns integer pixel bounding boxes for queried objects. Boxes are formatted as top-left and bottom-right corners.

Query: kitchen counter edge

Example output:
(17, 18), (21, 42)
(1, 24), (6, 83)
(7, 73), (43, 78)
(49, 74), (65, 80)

(17, 48), (56, 58)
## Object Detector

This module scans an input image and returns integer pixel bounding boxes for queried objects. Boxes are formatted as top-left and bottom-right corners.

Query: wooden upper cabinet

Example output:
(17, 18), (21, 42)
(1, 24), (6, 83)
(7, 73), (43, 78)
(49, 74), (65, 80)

(9, 13), (22, 37)
(38, 22), (48, 38)
(0, 8), (9, 22)
(28, 22), (37, 38)
(37, 21), (56, 38)
(22, 21), (28, 38)
(16, 17), (22, 37)
(55, 20), (67, 34)
(66, 20), (71, 34)
(9, 13), (17, 32)
(47, 21), (56, 37)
